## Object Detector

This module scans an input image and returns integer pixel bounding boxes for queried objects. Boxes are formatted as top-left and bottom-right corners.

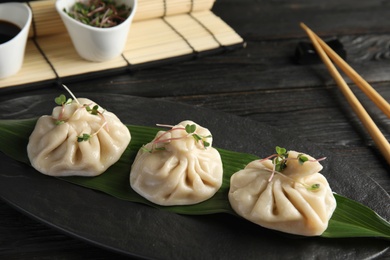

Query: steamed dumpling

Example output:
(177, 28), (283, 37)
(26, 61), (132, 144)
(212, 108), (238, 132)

(130, 120), (223, 206)
(27, 98), (131, 177)
(228, 151), (336, 236)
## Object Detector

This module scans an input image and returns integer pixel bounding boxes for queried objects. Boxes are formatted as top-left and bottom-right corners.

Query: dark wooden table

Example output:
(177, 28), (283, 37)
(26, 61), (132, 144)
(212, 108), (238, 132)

(1, 0), (389, 259)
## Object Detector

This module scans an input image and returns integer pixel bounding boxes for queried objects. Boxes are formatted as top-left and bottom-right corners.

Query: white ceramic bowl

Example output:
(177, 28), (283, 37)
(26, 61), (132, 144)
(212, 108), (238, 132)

(0, 3), (32, 78)
(56, 0), (137, 62)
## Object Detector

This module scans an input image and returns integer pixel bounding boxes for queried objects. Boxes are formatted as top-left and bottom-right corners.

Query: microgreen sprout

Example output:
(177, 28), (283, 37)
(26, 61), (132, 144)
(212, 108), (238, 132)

(61, 84), (80, 105)
(274, 146), (288, 172)
(308, 183), (321, 191)
(77, 121), (108, 142)
(53, 84), (80, 124)
(142, 123), (212, 153)
(55, 94), (73, 106)
(81, 103), (108, 131)
(54, 93), (73, 125)
(297, 153), (309, 165)
(262, 167), (321, 191)
(185, 124), (212, 148)
(185, 124), (196, 134)
(259, 146), (326, 191)
(85, 104), (100, 115)
(52, 84), (109, 139)
(77, 133), (91, 142)
(64, 0), (131, 28)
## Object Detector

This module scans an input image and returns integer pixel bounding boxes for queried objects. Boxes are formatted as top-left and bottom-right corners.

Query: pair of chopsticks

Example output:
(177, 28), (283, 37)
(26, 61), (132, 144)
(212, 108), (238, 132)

(300, 23), (390, 165)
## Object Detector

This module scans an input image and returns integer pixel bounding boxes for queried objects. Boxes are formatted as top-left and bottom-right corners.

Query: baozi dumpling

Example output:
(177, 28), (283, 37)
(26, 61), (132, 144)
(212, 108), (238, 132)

(27, 97), (131, 177)
(228, 150), (336, 236)
(130, 120), (223, 206)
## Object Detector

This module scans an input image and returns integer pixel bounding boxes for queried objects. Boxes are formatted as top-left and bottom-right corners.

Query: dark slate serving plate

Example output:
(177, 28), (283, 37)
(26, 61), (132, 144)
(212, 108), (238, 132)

(0, 93), (389, 259)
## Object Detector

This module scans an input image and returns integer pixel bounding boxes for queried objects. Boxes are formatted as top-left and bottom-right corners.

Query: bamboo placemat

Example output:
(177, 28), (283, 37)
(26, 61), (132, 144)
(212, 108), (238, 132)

(0, 0), (244, 90)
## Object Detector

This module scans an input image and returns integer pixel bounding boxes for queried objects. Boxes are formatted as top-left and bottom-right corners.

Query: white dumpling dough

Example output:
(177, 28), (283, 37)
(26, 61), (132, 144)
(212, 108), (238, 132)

(130, 120), (223, 206)
(228, 151), (336, 236)
(27, 98), (131, 177)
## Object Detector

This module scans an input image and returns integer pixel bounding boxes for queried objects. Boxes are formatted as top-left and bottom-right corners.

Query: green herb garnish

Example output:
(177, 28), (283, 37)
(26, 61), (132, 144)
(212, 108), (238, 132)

(185, 124), (212, 148)
(185, 124), (196, 134)
(77, 121), (108, 142)
(143, 123), (212, 153)
(261, 146), (324, 191)
(54, 94), (73, 125)
(54, 85), (108, 143)
(297, 153), (309, 164)
(64, 0), (131, 28)
(55, 94), (73, 106)
(85, 104), (100, 115)
(77, 133), (91, 142)
(273, 146), (288, 172)
(308, 183), (321, 190)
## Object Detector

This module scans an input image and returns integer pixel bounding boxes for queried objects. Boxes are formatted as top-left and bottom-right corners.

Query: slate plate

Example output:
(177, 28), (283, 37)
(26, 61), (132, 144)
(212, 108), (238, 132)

(0, 93), (389, 259)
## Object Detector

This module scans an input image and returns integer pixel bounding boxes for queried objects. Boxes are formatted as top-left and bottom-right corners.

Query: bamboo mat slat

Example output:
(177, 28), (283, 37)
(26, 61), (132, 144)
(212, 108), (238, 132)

(190, 11), (244, 46)
(38, 33), (129, 77)
(27, 0), (67, 37)
(2, 41), (57, 86)
(163, 13), (221, 52)
(27, 0), (216, 37)
(123, 19), (194, 64)
(0, 0), (243, 90)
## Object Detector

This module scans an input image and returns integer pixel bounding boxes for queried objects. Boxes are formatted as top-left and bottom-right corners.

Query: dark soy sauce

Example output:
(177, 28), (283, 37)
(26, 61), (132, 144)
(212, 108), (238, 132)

(0, 20), (21, 44)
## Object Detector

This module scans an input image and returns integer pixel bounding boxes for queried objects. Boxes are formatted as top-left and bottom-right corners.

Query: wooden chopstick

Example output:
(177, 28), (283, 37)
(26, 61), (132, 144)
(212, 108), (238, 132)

(307, 29), (390, 118)
(300, 22), (390, 165)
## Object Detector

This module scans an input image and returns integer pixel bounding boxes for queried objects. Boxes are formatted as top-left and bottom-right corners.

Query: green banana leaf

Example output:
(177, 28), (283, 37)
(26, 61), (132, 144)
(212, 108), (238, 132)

(0, 118), (389, 239)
